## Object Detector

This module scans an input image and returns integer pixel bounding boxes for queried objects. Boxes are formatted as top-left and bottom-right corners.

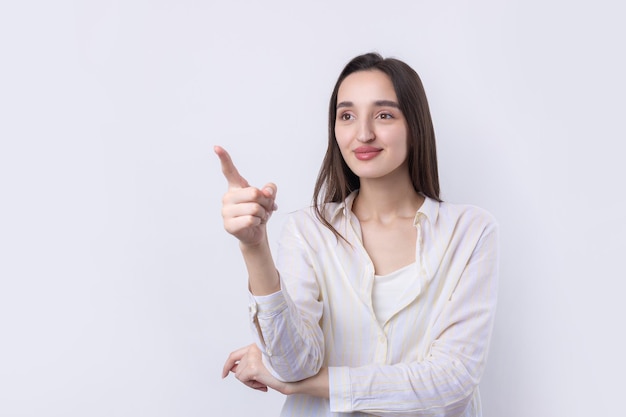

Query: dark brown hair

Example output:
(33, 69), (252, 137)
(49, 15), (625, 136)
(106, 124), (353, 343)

(312, 52), (441, 239)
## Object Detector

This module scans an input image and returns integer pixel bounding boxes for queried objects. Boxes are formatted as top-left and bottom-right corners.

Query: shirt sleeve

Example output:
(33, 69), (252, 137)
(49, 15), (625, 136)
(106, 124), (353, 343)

(328, 220), (499, 416)
(248, 213), (325, 382)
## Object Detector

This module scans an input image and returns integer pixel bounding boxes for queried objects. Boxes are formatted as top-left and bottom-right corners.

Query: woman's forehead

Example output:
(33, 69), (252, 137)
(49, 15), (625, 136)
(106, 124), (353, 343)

(337, 70), (397, 103)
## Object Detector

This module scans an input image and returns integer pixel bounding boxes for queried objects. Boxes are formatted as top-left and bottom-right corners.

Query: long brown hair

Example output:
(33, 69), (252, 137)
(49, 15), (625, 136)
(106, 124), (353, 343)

(312, 52), (441, 239)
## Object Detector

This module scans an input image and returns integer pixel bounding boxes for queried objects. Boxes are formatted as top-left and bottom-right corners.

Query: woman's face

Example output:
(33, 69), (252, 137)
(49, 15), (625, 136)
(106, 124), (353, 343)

(334, 70), (409, 182)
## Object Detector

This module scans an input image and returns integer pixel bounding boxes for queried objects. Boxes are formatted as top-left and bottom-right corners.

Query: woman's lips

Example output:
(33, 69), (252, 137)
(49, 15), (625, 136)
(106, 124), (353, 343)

(354, 146), (382, 161)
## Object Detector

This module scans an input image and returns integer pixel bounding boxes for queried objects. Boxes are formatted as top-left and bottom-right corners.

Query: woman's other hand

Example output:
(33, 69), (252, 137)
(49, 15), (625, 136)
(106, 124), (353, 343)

(222, 344), (330, 398)
(222, 343), (287, 394)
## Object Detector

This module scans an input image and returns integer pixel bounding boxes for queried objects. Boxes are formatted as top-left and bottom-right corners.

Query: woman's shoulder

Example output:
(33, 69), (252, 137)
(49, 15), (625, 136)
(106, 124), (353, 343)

(284, 200), (344, 230)
(429, 200), (499, 253)
(277, 203), (345, 252)
(436, 199), (498, 230)
(284, 205), (318, 227)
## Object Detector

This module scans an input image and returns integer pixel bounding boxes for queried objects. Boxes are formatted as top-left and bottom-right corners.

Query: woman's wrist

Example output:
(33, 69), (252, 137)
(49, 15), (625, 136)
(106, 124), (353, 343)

(239, 238), (280, 295)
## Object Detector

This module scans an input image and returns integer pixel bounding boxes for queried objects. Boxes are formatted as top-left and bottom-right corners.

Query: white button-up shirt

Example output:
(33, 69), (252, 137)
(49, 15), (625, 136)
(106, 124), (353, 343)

(249, 192), (499, 416)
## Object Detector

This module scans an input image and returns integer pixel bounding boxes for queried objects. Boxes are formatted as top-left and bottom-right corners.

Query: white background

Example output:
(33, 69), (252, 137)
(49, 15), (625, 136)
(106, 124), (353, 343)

(1, 1), (624, 416)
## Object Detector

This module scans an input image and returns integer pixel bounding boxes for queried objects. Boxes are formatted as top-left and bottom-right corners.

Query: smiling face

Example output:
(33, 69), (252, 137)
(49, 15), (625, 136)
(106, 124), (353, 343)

(334, 70), (409, 182)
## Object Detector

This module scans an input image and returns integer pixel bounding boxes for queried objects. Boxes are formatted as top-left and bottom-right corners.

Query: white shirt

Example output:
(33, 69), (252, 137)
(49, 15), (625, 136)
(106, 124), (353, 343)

(373, 261), (418, 327)
(249, 192), (499, 417)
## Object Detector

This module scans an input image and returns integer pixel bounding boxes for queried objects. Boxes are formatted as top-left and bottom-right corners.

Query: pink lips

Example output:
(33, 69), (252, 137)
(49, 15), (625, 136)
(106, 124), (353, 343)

(354, 146), (382, 161)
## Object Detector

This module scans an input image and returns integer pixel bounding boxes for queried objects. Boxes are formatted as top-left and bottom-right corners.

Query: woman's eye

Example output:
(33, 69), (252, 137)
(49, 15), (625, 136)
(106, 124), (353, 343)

(379, 113), (393, 120)
(340, 113), (353, 121)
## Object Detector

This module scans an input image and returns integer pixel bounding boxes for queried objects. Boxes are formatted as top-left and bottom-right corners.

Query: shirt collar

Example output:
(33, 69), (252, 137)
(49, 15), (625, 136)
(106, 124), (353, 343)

(329, 190), (440, 225)
(329, 190), (359, 222)
(417, 194), (440, 225)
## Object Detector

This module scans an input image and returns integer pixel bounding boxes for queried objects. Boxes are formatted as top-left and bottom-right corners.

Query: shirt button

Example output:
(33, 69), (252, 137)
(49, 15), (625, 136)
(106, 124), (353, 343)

(379, 335), (386, 343)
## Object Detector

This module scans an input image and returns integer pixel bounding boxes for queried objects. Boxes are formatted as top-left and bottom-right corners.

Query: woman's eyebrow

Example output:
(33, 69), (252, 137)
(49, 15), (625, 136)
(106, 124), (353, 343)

(336, 100), (400, 109)
(374, 100), (400, 108)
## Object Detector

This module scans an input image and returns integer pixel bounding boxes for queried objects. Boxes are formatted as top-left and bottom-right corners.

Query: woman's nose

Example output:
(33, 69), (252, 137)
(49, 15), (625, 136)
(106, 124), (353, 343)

(356, 119), (375, 142)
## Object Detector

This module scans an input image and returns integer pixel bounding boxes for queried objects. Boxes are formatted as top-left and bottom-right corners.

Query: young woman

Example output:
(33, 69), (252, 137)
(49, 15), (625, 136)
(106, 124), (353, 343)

(215, 53), (499, 417)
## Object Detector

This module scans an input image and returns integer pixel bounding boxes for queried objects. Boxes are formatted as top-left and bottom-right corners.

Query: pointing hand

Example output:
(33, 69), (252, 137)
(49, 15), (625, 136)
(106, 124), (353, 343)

(214, 146), (277, 246)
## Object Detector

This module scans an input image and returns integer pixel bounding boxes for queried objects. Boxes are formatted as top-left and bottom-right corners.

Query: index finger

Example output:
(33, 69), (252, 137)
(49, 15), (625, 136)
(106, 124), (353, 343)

(214, 146), (249, 189)
(221, 345), (251, 378)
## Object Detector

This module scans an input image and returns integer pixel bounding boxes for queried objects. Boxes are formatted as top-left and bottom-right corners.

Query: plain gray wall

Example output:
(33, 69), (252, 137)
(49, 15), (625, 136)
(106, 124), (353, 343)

(1, 1), (624, 416)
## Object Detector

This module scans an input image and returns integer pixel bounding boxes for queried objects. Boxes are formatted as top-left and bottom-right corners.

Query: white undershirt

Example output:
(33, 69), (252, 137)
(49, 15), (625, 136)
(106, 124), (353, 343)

(372, 261), (418, 327)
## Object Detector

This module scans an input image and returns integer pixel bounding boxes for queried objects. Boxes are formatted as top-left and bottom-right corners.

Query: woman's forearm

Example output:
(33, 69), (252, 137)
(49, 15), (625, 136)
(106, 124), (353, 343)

(287, 367), (330, 399)
(240, 239), (280, 296)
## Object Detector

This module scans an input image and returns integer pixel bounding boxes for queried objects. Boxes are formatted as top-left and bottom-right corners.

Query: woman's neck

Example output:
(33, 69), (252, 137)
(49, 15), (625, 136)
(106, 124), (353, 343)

(353, 175), (424, 223)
